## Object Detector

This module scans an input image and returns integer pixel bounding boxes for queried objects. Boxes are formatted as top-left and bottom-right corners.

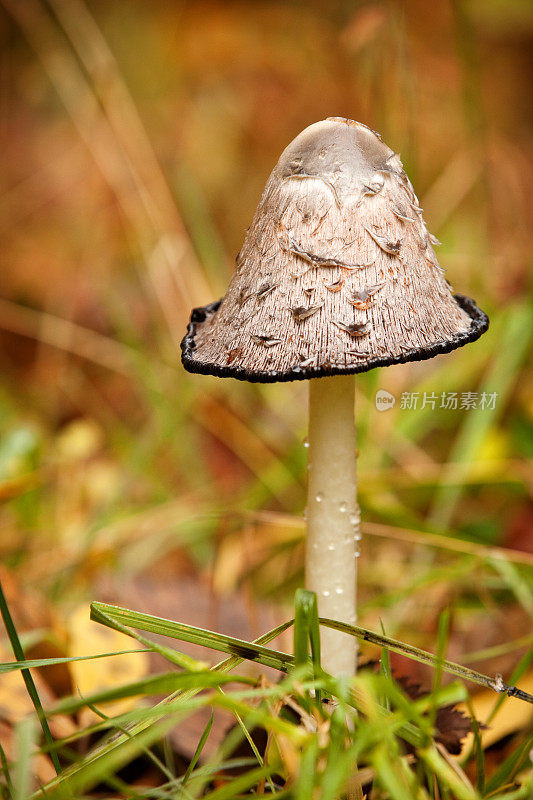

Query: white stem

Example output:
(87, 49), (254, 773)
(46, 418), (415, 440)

(306, 375), (360, 676)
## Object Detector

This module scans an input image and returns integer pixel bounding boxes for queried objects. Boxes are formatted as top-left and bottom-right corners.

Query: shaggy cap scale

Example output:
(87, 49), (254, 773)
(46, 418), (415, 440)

(181, 118), (488, 382)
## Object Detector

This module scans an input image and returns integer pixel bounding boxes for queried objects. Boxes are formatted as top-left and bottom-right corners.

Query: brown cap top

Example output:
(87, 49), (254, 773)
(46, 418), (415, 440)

(181, 118), (488, 383)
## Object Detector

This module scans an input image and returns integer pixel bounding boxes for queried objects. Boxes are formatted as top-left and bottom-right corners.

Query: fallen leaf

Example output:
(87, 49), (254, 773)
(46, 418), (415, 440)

(67, 603), (149, 726)
(457, 670), (533, 750)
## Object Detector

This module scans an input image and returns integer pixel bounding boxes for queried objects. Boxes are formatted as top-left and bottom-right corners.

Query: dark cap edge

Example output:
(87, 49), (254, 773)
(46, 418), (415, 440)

(180, 294), (489, 384)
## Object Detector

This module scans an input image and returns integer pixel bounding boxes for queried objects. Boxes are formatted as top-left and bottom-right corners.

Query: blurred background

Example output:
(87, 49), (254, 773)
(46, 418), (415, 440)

(0, 0), (532, 759)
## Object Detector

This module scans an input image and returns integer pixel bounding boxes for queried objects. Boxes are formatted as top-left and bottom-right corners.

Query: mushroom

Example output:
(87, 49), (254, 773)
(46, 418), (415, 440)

(181, 118), (489, 676)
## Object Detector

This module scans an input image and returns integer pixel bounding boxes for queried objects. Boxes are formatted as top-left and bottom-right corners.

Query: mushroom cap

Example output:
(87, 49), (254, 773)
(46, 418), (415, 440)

(181, 118), (488, 383)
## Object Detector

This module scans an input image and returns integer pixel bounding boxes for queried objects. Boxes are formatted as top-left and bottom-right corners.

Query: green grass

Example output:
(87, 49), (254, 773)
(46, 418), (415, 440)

(0, 589), (532, 798)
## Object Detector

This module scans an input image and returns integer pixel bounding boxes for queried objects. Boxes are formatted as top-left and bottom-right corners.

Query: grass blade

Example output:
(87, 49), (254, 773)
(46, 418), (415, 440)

(44, 715), (182, 800)
(49, 671), (255, 716)
(0, 651), (141, 674)
(294, 738), (319, 799)
(293, 589), (322, 704)
(418, 744), (478, 800)
(13, 718), (35, 800)
(0, 579), (61, 776)
(90, 605), (209, 672)
(318, 618), (533, 703)
(485, 646), (533, 726)
(487, 780), (533, 800)
(371, 742), (413, 800)
(484, 733), (533, 796)
(489, 558), (533, 619)
(0, 738), (14, 799)
(466, 697), (485, 794)
(200, 765), (273, 800)
(181, 711), (213, 787)
(379, 619), (392, 712)
(91, 602), (294, 672)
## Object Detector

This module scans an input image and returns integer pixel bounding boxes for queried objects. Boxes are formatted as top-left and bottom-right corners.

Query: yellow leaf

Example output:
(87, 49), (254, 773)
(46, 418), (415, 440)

(458, 671), (533, 750)
(56, 419), (103, 462)
(67, 604), (149, 725)
(0, 643), (40, 724)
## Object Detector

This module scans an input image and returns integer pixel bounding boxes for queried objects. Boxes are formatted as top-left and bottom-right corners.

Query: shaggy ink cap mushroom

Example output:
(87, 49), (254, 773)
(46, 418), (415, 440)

(181, 118), (488, 382)
(181, 117), (490, 677)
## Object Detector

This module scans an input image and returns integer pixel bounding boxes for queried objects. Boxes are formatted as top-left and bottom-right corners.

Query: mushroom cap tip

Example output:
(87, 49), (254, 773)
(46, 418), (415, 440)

(275, 117), (395, 205)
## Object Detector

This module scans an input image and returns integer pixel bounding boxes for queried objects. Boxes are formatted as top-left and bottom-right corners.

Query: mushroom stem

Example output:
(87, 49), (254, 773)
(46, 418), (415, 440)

(306, 375), (359, 676)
